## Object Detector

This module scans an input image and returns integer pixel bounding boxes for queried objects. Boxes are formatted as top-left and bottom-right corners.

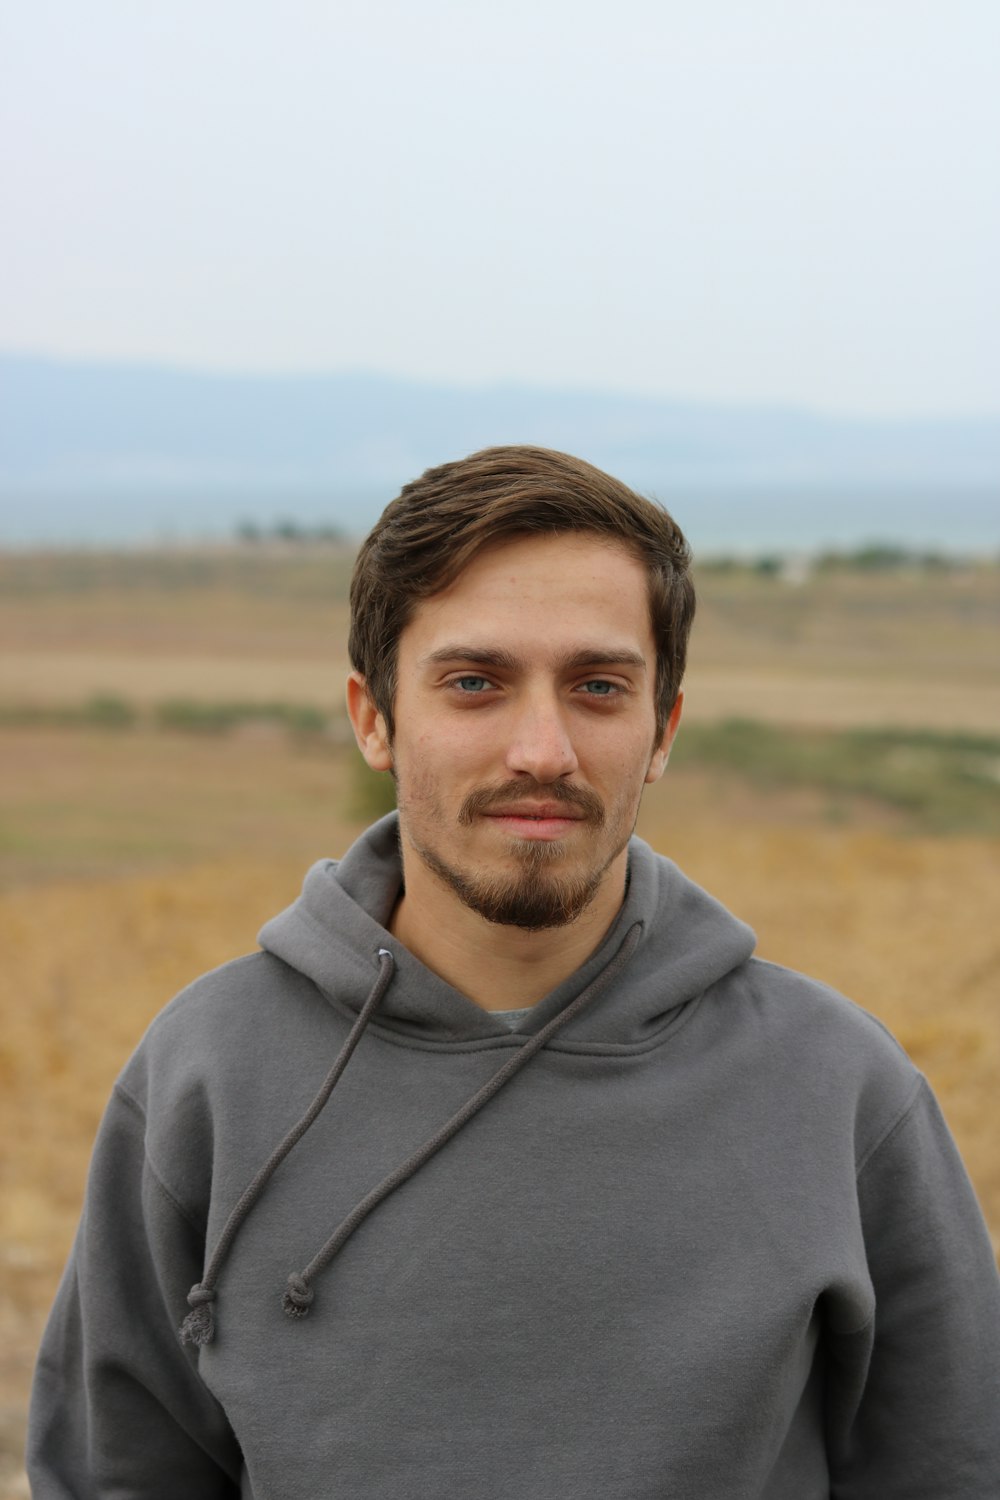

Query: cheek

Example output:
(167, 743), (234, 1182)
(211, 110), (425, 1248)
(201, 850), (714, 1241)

(606, 732), (659, 776)
(394, 746), (459, 807)
(604, 740), (661, 805)
(415, 722), (497, 770)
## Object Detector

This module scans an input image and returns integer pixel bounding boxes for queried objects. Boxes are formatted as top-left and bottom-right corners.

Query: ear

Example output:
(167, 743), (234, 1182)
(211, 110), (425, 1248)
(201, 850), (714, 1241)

(645, 691), (684, 784)
(346, 672), (393, 772)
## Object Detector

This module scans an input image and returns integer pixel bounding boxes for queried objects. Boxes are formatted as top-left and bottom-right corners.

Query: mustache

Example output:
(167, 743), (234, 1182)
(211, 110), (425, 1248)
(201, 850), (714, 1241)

(458, 780), (605, 827)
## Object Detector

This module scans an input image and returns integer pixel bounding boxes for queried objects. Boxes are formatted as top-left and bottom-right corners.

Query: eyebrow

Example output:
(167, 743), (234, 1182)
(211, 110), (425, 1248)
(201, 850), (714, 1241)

(421, 644), (649, 672)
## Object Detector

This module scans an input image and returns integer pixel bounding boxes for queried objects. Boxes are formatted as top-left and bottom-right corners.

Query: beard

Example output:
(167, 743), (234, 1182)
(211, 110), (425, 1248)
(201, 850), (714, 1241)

(402, 778), (630, 931)
(413, 836), (613, 930)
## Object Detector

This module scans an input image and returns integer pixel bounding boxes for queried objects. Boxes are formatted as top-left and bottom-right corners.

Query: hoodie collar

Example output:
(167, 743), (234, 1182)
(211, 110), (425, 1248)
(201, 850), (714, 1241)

(258, 813), (756, 1048)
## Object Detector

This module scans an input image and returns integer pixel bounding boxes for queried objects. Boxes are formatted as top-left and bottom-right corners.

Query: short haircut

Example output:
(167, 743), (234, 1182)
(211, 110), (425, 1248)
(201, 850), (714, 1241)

(349, 445), (695, 741)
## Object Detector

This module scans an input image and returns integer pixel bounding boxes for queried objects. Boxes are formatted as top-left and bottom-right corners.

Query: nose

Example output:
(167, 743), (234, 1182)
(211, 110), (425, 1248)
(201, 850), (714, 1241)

(503, 693), (579, 782)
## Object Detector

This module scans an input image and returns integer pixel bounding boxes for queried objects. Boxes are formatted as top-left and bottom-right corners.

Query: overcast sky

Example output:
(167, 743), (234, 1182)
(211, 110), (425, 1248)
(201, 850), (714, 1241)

(2, 0), (998, 417)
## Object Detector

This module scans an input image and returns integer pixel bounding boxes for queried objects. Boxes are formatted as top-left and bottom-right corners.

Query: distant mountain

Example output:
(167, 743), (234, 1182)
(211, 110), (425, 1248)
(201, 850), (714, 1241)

(1, 353), (998, 547)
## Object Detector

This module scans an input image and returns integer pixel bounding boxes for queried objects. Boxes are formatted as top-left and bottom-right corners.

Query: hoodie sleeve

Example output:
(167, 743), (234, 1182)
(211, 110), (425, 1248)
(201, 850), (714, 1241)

(27, 1084), (244, 1499)
(830, 1078), (1000, 1495)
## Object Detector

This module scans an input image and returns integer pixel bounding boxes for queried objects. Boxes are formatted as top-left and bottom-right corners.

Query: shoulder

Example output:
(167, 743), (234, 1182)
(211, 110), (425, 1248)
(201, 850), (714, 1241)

(112, 950), (338, 1201)
(718, 956), (923, 1167)
(119, 949), (315, 1089)
(741, 955), (909, 1053)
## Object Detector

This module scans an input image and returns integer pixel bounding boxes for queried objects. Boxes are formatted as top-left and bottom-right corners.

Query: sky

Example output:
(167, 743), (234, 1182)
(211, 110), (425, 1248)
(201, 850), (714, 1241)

(2, 0), (998, 418)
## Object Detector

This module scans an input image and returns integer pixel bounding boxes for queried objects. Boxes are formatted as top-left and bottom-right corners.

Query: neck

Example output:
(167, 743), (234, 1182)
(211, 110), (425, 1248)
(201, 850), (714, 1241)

(388, 852), (629, 1011)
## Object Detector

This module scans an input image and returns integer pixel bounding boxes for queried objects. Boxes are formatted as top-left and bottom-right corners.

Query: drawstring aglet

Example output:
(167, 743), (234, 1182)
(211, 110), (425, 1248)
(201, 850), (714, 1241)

(282, 1272), (315, 1320)
(179, 1283), (217, 1346)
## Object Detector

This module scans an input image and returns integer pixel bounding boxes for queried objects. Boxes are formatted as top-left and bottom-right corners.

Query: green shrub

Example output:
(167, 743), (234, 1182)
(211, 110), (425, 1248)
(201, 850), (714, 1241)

(347, 753), (397, 821)
(82, 694), (137, 729)
(154, 700), (329, 735)
(672, 720), (1000, 833)
(155, 700), (243, 733)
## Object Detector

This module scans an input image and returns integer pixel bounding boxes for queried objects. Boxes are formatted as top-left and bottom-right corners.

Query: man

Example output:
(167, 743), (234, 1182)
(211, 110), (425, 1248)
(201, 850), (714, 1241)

(29, 446), (1000, 1496)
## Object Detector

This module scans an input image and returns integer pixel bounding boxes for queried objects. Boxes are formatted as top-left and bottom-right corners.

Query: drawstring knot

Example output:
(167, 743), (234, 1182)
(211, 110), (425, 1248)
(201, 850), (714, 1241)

(176, 947), (396, 1347)
(179, 1284), (217, 1347)
(282, 1272), (315, 1319)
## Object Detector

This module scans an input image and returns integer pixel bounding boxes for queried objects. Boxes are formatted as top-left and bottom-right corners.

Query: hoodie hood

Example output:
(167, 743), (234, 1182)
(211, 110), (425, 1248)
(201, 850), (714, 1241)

(259, 812), (756, 1048)
(178, 815), (756, 1347)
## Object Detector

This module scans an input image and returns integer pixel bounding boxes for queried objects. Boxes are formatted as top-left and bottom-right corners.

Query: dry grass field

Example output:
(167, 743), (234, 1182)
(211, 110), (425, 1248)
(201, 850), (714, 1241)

(2, 548), (998, 730)
(1, 546), (998, 1494)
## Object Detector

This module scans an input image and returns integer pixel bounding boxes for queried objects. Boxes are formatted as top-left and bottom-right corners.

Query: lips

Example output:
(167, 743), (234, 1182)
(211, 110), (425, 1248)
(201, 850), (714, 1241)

(484, 804), (585, 821)
(458, 781), (606, 830)
(479, 804), (591, 842)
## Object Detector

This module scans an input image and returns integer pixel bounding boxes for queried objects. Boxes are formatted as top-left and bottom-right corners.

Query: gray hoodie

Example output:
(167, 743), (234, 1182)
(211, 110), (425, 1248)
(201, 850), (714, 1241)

(28, 815), (1000, 1497)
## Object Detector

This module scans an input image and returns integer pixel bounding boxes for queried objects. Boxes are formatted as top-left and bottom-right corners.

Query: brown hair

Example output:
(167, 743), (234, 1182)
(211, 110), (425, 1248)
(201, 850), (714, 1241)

(349, 445), (695, 740)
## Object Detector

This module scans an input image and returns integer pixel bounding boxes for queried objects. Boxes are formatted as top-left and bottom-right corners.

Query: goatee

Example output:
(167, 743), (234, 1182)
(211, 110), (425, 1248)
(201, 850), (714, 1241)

(410, 779), (619, 931)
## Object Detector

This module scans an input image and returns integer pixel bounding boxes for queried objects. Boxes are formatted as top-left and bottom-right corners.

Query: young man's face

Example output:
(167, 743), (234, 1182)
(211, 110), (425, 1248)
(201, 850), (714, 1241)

(350, 532), (681, 930)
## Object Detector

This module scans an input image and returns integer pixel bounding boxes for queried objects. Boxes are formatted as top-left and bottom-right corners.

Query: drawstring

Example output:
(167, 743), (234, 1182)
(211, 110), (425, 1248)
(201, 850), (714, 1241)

(281, 923), (642, 1323)
(179, 948), (396, 1346)
(180, 924), (642, 1343)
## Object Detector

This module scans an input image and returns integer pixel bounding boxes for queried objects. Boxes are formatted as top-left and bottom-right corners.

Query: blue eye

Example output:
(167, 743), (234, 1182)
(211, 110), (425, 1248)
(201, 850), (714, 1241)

(455, 676), (492, 692)
(581, 680), (616, 695)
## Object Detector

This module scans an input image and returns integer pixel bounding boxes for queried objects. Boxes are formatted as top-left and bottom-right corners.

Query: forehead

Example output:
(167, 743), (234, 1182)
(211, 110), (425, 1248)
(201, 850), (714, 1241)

(400, 533), (655, 659)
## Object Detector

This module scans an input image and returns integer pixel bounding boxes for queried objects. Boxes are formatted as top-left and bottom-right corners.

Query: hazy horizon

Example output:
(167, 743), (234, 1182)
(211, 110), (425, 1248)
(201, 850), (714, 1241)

(2, 352), (998, 551)
(4, 482), (996, 557)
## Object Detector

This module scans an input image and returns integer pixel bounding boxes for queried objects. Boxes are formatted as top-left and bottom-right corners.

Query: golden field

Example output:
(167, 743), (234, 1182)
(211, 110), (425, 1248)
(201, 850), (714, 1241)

(1, 546), (998, 1494)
